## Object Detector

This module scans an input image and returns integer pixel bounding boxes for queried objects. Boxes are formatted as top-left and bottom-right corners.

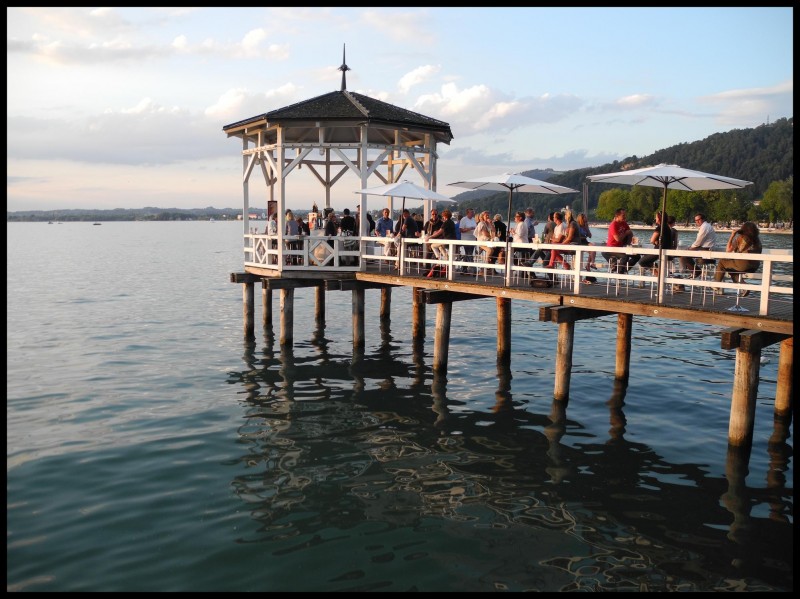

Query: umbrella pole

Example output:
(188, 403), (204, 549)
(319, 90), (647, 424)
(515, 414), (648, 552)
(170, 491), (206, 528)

(657, 184), (668, 303)
(505, 188), (513, 286)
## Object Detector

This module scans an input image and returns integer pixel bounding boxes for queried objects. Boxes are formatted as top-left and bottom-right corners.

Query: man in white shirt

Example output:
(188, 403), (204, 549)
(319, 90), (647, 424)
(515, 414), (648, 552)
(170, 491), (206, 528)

(458, 208), (477, 271)
(679, 213), (717, 278)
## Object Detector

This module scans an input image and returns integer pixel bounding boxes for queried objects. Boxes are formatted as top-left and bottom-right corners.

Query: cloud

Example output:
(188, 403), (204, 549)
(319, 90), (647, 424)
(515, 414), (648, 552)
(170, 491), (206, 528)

(698, 79), (794, 126)
(415, 82), (584, 135)
(441, 145), (622, 172)
(398, 65), (440, 94)
(360, 10), (436, 43)
(8, 102), (227, 166)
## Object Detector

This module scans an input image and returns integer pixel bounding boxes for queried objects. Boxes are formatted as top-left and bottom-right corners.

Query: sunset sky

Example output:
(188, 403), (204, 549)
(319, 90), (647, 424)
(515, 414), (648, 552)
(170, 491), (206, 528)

(7, 7), (793, 212)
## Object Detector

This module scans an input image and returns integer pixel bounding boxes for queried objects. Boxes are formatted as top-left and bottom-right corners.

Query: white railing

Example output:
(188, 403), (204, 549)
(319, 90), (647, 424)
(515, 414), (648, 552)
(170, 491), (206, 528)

(243, 232), (793, 316)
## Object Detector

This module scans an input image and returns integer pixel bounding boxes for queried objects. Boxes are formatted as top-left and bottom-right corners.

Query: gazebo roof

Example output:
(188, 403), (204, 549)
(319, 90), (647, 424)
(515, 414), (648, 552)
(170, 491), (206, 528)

(223, 90), (453, 144)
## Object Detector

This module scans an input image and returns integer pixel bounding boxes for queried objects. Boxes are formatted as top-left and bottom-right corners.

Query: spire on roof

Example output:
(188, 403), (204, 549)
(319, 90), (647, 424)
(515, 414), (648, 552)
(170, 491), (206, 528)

(338, 43), (350, 91)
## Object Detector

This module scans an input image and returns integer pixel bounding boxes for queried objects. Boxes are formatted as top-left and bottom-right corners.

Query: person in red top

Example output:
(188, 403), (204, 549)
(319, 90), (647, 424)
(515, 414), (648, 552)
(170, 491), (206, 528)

(601, 208), (639, 272)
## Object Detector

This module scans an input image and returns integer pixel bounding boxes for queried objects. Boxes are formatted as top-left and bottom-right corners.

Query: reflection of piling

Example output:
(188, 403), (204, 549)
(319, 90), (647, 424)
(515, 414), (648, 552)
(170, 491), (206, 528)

(544, 399), (569, 483)
(493, 362), (513, 413)
(280, 289), (294, 346)
(606, 379), (628, 443)
(431, 372), (448, 429)
(767, 415), (791, 524)
(262, 281), (272, 328)
(722, 444), (753, 548)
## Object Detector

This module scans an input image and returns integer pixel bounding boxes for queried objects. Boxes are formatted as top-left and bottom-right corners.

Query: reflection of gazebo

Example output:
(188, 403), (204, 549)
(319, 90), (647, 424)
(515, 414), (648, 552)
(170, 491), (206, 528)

(222, 50), (453, 274)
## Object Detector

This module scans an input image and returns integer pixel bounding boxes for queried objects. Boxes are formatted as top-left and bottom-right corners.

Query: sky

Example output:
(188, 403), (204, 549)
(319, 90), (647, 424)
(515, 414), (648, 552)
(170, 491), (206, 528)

(6, 7), (794, 212)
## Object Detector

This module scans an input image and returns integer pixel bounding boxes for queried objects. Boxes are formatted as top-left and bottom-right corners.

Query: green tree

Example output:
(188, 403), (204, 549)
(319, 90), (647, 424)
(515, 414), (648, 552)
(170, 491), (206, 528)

(759, 177), (793, 226)
(595, 188), (629, 221)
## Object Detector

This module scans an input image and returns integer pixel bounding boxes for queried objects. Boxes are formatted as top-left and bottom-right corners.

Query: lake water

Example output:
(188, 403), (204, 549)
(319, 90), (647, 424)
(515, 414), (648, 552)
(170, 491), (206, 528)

(7, 221), (793, 591)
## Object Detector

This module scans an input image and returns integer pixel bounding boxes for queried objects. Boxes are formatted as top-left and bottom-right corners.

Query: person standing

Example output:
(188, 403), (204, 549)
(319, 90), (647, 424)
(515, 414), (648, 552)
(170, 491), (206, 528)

(428, 209), (457, 277)
(679, 213), (717, 278)
(422, 208), (443, 262)
(375, 208), (393, 238)
(458, 208), (477, 272)
(366, 211), (375, 236)
(339, 208), (356, 235)
(492, 214), (507, 264)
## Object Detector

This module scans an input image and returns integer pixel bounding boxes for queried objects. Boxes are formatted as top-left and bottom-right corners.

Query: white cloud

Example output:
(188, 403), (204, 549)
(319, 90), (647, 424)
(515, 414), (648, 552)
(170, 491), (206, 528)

(398, 65), (440, 94)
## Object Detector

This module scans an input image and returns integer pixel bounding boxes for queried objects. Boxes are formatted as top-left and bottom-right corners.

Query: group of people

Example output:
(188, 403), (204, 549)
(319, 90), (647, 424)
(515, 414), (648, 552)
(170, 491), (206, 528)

(599, 208), (763, 294)
(262, 205), (765, 293)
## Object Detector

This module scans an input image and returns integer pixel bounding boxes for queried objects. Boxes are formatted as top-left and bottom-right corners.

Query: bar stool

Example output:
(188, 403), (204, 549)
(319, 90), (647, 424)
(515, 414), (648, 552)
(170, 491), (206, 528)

(689, 260), (716, 305)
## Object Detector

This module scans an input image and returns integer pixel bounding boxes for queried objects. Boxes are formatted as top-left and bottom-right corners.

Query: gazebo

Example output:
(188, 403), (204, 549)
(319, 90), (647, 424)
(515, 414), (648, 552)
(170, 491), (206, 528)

(222, 51), (454, 275)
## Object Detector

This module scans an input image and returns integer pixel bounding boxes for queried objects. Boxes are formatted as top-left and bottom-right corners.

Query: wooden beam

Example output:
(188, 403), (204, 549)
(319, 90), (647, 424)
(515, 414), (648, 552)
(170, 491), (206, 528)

(264, 278), (322, 290)
(423, 290), (485, 304)
(539, 305), (615, 323)
(721, 329), (791, 351)
(230, 272), (261, 284)
(331, 280), (398, 291)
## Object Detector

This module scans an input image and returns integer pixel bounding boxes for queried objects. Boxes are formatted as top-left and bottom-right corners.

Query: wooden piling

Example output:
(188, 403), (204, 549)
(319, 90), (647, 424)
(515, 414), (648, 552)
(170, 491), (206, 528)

(262, 282), (272, 328)
(412, 287), (425, 340)
(615, 313), (633, 381)
(728, 331), (761, 446)
(433, 302), (452, 373)
(553, 321), (575, 401)
(380, 287), (392, 322)
(497, 297), (511, 362)
(315, 284), (325, 327)
(280, 288), (294, 346)
(775, 337), (793, 420)
(243, 281), (254, 337)
(353, 287), (365, 349)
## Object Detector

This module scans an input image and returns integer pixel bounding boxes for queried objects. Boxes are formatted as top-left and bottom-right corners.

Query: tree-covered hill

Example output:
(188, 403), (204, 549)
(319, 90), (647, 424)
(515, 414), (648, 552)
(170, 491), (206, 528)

(449, 117), (793, 225)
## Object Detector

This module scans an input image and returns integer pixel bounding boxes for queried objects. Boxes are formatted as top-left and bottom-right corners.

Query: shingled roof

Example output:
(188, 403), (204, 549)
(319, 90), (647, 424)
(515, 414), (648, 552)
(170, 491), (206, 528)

(223, 90), (453, 144)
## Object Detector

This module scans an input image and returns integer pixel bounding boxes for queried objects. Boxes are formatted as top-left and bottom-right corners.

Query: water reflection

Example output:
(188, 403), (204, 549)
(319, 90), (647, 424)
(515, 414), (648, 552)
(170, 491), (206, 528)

(225, 338), (793, 591)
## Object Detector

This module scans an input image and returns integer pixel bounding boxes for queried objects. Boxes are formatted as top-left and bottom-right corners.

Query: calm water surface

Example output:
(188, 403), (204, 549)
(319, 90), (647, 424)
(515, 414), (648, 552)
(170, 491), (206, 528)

(7, 222), (793, 591)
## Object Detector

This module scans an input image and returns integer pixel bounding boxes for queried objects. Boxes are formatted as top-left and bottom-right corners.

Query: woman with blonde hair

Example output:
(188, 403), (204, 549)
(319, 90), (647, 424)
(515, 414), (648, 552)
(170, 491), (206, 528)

(474, 211), (499, 263)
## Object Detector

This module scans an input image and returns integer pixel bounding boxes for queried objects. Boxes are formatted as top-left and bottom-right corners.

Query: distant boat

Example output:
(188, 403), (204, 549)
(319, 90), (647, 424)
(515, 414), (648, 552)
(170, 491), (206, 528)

(48, 221), (53, 224)
(93, 222), (102, 226)
(209, 218), (215, 222)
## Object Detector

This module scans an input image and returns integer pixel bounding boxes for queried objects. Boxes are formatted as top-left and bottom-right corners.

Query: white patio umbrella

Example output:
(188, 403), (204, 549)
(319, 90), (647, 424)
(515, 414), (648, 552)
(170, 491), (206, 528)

(447, 172), (579, 235)
(587, 163), (752, 303)
(354, 180), (455, 232)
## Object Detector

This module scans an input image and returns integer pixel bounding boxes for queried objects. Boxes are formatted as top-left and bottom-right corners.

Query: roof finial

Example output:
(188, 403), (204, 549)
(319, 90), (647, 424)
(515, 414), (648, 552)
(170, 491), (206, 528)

(338, 43), (350, 91)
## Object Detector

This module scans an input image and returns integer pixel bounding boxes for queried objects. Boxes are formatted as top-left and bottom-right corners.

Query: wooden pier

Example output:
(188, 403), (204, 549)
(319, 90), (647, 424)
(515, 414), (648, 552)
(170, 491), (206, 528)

(232, 256), (793, 451)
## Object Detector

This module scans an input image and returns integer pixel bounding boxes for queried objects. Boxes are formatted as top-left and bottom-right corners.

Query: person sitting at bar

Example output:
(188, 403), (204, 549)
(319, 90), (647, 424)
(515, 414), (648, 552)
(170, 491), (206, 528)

(637, 210), (672, 275)
(713, 221), (762, 297)
(601, 208), (638, 272)
(679, 212), (716, 278)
